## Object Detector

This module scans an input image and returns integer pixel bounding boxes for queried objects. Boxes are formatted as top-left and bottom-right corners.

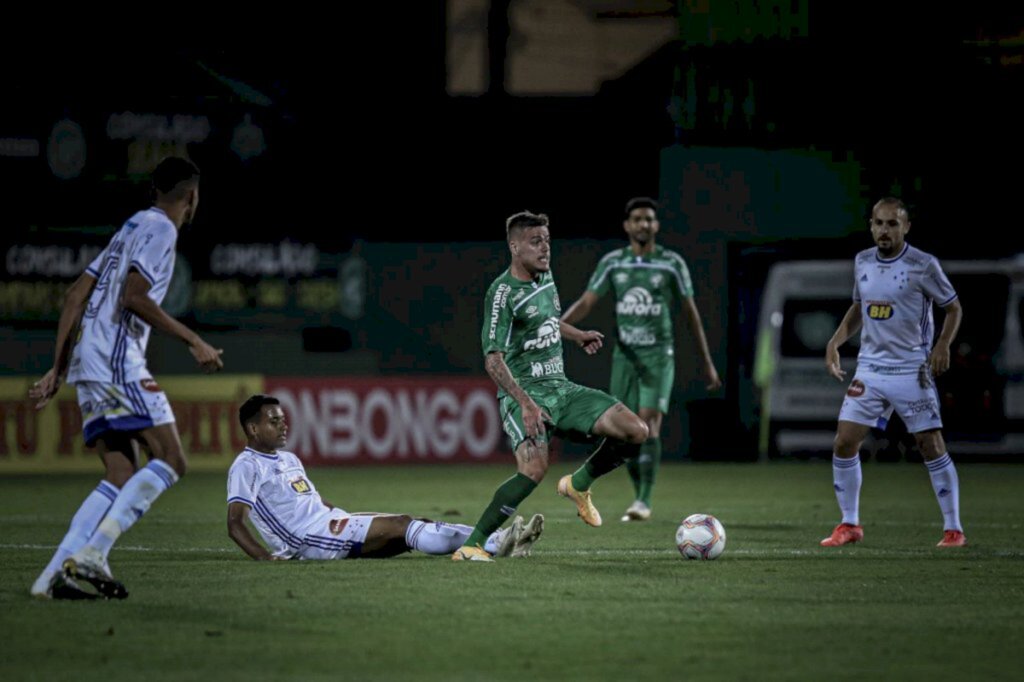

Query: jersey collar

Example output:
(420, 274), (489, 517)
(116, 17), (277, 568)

(875, 243), (908, 264)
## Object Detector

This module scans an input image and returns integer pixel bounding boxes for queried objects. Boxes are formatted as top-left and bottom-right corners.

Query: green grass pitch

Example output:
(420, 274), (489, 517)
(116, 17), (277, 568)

(2, 462), (1022, 681)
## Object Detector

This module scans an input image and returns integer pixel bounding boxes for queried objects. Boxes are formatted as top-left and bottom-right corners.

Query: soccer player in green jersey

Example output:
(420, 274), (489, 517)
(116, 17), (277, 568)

(561, 197), (721, 522)
(453, 211), (650, 561)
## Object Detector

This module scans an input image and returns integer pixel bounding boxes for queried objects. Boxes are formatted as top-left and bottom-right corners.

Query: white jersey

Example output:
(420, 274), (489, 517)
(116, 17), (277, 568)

(67, 208), (178, 385)
(227, 448), (343, 559)
(853, 243), (957, 374)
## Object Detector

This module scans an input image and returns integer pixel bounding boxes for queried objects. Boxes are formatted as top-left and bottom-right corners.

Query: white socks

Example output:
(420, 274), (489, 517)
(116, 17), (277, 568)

(88, 459), (179, 559)
(832, 454), (862, 525)
(404, 521), (505, 555)
(926, 453), (962, 531)
(405, 521), (475, 554)
(31, 480), (118, 594)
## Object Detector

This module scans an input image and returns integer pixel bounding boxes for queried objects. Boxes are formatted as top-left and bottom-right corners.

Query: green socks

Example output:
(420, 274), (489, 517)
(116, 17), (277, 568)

(636, 437), (662, 506)
(571, 438), (642, 492)
(464, 473), (537, 547)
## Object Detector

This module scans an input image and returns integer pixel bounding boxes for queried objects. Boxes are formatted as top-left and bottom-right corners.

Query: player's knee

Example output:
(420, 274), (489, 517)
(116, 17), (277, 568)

(914, 431), (945, 460)
(106, 467), (134, 488)
(519, 458), (548, 483)
(833, 434), (860, 457)
(165, 453), (188, 478)
(389, 515), (414, 534)
(626, 418), (649, 444)
(644, 417), (662, 438)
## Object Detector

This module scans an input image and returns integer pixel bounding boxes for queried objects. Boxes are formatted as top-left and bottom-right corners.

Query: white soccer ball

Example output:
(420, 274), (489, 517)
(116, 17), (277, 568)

(675, 513), (726, 560)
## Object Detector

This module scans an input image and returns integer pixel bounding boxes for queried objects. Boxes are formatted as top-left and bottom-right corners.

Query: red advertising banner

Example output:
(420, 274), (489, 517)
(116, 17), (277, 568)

(264, 377), (509, 464)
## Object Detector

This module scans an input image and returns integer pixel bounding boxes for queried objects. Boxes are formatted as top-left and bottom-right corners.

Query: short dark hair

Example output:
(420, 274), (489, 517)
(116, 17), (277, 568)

(624, 197), (658, 218)
(506, 210), (549, 238)
(152, 157), (200, 195)
(239, 394), (280, 430)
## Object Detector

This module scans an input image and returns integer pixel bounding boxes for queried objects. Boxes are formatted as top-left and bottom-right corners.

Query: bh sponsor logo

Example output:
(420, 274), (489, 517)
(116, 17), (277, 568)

(866, 301), (894, 320)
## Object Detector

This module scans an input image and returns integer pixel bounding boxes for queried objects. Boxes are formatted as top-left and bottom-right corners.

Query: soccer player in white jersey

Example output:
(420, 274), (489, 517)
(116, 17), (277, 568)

(28, 157), (225, 599)
(820, 197), (966, 548)
(227, 395), (545, 561)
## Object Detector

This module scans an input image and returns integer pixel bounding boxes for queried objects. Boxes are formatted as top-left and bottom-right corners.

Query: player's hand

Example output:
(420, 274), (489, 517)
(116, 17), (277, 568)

(704, 361), (722, 391)
(576, 329), (604, 355)
(28, 368), (61, 410)
(825, 345), (845, 381)
(929, 342), (951, 378)
(520, 399), (552, 439)
(189, 338), (224, 373)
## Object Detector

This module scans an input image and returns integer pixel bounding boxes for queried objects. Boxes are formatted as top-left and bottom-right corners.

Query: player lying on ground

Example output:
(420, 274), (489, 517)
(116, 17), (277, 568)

(227, 395), (544, 560)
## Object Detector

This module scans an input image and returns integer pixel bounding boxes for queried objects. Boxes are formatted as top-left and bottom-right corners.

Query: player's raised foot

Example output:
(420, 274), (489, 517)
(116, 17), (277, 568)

(63, 549), (128, 599)
(937, 530), (967, 547)
(50, 574), (101, 601)
(511, 514), (545, 558)
(557, 475), (602, 527)
(819, 523), (864, 547)
(491, 516), (524, 558)
(620, 500), (651, 522)
(451, 545), (494, 562)
(30, 571), (98, 601)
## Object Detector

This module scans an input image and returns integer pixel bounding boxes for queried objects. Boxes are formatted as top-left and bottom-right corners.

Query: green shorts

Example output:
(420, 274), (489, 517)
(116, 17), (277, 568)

(610, 344), (675, 414)
(499, 378), (619, 451)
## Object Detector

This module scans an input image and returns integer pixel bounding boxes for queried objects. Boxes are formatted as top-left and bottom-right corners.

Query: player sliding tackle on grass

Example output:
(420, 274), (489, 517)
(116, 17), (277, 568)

(227, 394), (544, 561)
(453, 211), (649, 562)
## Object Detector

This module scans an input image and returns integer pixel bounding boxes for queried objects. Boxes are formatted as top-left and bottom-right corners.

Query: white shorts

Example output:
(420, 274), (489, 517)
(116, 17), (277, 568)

(837, 369), (943, 433)
(75, 379), (175, 446)
(297, 510), (373, 560)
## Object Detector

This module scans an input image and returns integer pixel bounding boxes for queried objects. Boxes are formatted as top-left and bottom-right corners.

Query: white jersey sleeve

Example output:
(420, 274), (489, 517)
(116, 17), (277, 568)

(67, 208), (178, 385)
(227, 457), (260, 508)
(920, 258), (957, 307)
(128, 219), (177, 287)
(85, 245), (109, 279)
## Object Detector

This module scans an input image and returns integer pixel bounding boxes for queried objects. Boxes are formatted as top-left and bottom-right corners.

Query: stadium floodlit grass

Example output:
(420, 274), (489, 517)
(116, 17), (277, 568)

(2, 462), (1023, 681)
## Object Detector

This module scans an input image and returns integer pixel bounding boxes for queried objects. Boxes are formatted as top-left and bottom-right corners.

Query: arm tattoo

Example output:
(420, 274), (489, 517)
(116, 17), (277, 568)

(485, 353), (531, 405)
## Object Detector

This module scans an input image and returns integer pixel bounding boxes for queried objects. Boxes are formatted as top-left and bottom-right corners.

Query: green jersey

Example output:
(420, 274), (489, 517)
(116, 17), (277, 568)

(587, 244), (693, 349)
(482, 269), (566, 391)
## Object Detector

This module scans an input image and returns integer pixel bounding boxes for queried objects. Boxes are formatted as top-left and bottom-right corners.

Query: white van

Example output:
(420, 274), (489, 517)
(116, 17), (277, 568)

(754, 259), (1024, 458)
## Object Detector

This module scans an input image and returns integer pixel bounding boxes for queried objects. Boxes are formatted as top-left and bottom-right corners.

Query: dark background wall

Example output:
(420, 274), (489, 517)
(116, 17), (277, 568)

(2, 1), (1022, 458)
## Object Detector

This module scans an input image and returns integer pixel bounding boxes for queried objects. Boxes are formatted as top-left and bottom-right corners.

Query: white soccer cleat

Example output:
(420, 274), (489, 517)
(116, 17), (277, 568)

(64, 547), (128, 599)
(620, 500), (652, 522)
(511, 514), (545, 558)
(491, 516), (524, 558)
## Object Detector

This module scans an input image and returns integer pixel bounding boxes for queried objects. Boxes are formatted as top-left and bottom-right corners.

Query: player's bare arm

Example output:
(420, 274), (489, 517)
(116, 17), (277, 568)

(559, 320), (603, 355)
(484, 351), (551, 437)
(681, 296), (722, 391)
(121, 270), (224, 372)
(929, 298), (963, 377)
(560, 290), (599, 326)
(825, 302), (864, 381)
(227, 502), (279, 560)
(29, 271), (97, 410)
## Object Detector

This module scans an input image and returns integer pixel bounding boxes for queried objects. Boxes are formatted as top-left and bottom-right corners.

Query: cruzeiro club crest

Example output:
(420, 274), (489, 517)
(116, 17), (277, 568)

(616, 287), (662, 316)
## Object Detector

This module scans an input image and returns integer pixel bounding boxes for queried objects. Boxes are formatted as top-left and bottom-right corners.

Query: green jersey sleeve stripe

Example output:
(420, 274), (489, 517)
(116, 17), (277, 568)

(512, 282), (555, 313)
